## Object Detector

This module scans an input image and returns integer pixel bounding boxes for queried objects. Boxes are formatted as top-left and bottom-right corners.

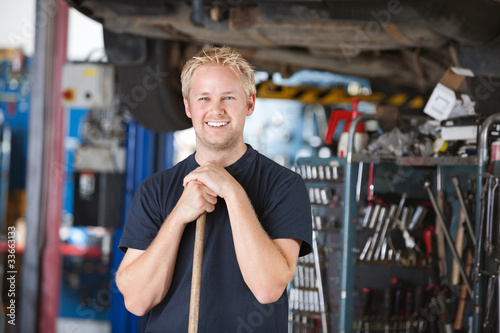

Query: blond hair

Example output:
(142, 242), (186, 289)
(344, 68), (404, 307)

(181, 46), (256, 99)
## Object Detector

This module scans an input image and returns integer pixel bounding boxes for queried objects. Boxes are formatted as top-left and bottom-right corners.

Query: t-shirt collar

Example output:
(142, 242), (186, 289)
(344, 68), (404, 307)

(187, 144), (256, 179)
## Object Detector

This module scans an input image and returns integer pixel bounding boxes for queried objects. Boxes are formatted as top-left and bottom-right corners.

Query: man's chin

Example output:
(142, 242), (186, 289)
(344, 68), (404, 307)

(198, 137), (234, 152)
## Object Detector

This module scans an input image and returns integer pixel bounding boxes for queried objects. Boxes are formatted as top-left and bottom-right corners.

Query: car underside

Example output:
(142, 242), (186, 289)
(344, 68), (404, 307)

(66, 0), (500, 131)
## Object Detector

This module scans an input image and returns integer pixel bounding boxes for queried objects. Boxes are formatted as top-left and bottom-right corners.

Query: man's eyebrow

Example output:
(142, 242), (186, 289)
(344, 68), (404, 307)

(193, 91), (238, 96)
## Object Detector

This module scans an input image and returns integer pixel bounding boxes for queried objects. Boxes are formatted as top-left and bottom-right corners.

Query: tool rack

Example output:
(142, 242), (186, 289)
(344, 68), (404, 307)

(290, 113), (500, 333)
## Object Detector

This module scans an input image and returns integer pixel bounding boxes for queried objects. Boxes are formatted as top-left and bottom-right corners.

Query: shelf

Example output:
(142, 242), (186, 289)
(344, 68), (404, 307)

(351, 154), (478, 166)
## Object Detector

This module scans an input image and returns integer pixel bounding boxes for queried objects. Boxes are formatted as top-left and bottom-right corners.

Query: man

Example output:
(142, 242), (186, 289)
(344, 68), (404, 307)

(116, 46), (312, 332)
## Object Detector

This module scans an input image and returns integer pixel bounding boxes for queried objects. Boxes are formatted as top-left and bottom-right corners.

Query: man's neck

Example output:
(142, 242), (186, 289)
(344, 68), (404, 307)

(194, 142), (248, 167)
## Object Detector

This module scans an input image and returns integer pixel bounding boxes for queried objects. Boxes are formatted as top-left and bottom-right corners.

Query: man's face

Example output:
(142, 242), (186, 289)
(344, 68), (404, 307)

(184, 65), (255, 152)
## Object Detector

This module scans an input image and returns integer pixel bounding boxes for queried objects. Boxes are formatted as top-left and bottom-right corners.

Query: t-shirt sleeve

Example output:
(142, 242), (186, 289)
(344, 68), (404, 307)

(119, 178), (164, 252)
(260, 173), (313, 256)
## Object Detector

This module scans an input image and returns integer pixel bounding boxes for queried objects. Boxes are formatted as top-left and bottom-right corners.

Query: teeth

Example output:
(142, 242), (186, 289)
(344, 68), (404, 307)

(207, 122), (228, 127)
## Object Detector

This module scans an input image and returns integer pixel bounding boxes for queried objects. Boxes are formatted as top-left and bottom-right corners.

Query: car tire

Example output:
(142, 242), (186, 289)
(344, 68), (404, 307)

(106, 33), (192, 132)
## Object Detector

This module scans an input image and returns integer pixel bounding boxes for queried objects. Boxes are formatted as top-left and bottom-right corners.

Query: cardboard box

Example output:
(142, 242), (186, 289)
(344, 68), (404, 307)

(424, 67), (475, 121)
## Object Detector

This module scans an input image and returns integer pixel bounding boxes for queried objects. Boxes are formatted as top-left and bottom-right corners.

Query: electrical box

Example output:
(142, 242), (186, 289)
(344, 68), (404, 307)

(73, 146), (125, 227)
(73, 171), (123, 228)
(61, 63), (115, 109)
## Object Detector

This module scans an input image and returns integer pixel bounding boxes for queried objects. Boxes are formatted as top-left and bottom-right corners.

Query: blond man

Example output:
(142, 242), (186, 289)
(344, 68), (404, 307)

(116, 46), (312, 332)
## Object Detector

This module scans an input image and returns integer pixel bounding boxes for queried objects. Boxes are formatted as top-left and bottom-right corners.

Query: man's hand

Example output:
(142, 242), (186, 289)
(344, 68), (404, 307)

(183, 161), (240, 199)
(172, 180), (218, 224)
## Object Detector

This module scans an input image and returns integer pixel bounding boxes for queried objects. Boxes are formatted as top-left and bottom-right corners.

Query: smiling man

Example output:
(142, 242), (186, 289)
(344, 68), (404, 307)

(116, 46), (312, 332)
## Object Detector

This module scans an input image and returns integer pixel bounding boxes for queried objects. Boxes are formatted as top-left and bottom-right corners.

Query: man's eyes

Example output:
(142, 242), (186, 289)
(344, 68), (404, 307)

(198, 97), (234, 101)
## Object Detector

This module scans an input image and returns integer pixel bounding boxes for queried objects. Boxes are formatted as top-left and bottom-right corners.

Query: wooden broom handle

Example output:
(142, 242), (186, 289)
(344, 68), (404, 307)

(188, 212), (207, 333)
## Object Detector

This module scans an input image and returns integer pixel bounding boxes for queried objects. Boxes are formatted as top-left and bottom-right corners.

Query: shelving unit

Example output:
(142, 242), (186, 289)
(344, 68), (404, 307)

(291, 113), (500, 332)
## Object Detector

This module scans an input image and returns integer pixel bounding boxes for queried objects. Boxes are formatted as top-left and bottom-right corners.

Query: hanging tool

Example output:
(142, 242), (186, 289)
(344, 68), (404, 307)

(368, 204), (381, 229)
(408, 205), (427, 231)
(367, 162), (375, 202)
(405, 290), (414, 333)
(392, 278), (404, 331)
(483, 273), (497, 330)
(424, 180), (473, 298)
(356, 288), (371, 333)
(362, 204), (374, 229)
(356, 162), (363, 203)
(413, 285), (427, 333)
(374, 205), (397, 261)
(434, 168), (447, 277)
(424, 225), (441, 289)
(451, 206), (466, 286)
(472, 178), (488, 283)
(451, 177), (476, 246)
(454, 250), (473, 331)
(485, 177), (498, 257)
(366, 206), (387, 261)
(188, 212), (207, 333)
(383, 284), (393, 333)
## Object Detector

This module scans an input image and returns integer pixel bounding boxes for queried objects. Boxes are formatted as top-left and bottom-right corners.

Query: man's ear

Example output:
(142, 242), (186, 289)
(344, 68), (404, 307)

(184, 97), (192, 118)
(246, 94), (256, 116)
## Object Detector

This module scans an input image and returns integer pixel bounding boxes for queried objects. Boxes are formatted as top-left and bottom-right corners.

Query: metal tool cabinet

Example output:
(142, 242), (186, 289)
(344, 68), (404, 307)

(292, 114), (500, 333)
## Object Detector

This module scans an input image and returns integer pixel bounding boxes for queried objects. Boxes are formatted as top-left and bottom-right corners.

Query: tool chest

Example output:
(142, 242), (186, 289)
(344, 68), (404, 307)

(288, 114), (500, 333)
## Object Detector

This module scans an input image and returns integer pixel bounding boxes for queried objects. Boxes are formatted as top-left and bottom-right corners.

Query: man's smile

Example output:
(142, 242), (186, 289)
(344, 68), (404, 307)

(206, 121), (229, 127)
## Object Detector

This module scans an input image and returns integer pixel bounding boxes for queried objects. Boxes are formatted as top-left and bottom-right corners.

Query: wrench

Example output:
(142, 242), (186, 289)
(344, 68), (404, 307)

(366, 206), (387, 261)
(472, 179), (488, 283)
(483, 273), (497, 329)
(485, 177), (498, 257)
(374, 205), (397, 261)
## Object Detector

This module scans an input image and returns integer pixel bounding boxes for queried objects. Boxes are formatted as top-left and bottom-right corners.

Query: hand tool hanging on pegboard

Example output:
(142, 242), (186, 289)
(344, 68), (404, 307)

(451, 205), (467, 286)
(355, 288), (371, 333)
(451, 177), (476, 246)
(454, 249), (473, 331)
(472, 177), (489, 284)
(424, 180), (473, 298)
(434, 168), (448, 277)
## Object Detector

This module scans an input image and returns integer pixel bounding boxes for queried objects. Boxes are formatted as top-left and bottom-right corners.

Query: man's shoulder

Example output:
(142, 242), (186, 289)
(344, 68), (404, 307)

(140, 154), (194, 188)
(255, 150), (299, 179)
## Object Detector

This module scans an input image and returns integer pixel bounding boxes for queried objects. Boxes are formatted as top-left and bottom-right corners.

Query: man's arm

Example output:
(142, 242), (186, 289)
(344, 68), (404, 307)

(116, 180), (217, 316)
(227, 186), (302, 303)
(184, 162), (302, 304)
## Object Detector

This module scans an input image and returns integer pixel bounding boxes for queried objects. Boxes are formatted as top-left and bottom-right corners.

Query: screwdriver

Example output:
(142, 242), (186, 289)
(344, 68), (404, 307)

(383, 285), (393, 333)
(356, 288), (371, 333)
(405, 290), (414, 333)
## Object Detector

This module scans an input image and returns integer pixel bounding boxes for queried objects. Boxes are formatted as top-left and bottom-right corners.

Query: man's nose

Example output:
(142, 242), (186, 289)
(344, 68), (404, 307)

(209, 100), (225, 115)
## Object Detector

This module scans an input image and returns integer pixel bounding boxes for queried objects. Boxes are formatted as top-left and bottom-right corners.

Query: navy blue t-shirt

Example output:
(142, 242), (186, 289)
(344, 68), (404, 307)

(119, 145), (312, 333)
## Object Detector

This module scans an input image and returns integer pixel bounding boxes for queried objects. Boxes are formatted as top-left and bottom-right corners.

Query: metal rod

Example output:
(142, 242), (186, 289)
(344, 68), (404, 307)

(474, 113), (500, 332)
(424, 181), (473, 298)
(451, 177), (476, 246)
(188, 212), (207, 333)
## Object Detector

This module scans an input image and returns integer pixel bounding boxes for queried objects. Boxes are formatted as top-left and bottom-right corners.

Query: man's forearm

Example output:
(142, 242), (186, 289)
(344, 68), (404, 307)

(116, 214), (186, 316)
(225, 186), (300, 304)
